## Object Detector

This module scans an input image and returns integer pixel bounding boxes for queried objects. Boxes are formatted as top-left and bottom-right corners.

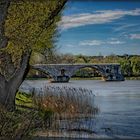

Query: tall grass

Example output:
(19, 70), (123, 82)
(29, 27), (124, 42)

(33, 86), (98, 137)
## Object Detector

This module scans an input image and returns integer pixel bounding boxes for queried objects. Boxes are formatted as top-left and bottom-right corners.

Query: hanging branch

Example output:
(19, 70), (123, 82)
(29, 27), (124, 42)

(34, 0), (67, 43)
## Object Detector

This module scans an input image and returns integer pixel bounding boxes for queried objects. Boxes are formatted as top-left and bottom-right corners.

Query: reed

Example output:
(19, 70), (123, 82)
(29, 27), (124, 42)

(33, 86), (98, 137)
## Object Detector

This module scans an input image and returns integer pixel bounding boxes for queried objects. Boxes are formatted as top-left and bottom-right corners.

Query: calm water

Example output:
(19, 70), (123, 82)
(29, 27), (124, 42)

(20, 80), (140, 138)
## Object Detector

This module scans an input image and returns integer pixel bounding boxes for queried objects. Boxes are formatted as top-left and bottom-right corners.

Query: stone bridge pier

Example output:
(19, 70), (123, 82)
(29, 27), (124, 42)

(31, 64), (124, 82)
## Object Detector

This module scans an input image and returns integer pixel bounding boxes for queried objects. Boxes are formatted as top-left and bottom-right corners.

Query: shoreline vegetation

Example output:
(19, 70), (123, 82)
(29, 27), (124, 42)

(26, 76), (140, 81)
(1, 86), (98, 139)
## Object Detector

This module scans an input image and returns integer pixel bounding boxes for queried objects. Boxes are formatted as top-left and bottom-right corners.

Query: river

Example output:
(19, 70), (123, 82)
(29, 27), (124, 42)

(19, 80), (140, 139)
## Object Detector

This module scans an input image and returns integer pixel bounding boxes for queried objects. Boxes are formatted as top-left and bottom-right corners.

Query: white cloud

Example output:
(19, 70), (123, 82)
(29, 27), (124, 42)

(107, 40), (125, 45)
(79, 40), (103, 46)
(79, 39), (125, 46)
(59, 9), (140, 30)
(130, 34), (140, 39)
(114, 24), (139, 32)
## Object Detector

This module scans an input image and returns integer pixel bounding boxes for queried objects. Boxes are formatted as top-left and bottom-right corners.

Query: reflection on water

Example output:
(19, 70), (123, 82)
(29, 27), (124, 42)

(20, 80), (140, 138)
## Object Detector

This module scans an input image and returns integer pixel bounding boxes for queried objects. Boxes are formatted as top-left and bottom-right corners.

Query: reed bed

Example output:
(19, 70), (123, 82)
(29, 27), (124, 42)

(33, 86), (98, 137)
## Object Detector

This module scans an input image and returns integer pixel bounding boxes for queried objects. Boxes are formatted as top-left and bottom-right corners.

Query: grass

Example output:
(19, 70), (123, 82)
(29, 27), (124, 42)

(16, 92), (35, 110)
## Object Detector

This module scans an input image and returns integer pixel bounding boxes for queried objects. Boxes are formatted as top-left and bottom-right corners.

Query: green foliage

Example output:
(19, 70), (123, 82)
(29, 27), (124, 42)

(6, 42), (23, 66)
(120, 59), (132, 76)
(3, 0), (62, 65)
(130, 56), (140, 76)
(119, 56), (140, 76)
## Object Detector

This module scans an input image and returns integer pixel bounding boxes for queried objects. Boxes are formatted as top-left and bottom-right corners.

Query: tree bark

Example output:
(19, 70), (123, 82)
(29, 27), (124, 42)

(0, 0), (10, 48)
(0, 51), (31, 110)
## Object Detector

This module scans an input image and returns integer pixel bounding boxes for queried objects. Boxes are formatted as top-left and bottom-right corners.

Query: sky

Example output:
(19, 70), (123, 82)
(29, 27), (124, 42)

(57, 0), (140, 56)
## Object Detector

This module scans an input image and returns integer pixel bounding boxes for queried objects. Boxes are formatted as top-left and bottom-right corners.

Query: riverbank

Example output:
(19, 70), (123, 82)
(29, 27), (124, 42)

(125, 76), (140, 80)
(26, 76), (140, 81)
(72, 77), (140, 80)
(25, 77), (102, 80)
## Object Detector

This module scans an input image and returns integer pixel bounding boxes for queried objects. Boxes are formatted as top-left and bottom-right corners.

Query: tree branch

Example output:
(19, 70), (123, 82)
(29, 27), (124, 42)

(43, 0), (67, 29)
(0, 0), (11, 48)
(34, 0), (67, 43)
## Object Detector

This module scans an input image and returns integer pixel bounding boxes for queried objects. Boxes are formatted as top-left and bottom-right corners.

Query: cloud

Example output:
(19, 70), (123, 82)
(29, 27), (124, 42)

(108, 40), (125, 45)
(79, 40), (103, 46)
(130, 34), (140, 39)
(114, 24), (139, 32)
(107, 39), (125, 45)
(79, 39), (125, 46)
(59, 9), (140, 30)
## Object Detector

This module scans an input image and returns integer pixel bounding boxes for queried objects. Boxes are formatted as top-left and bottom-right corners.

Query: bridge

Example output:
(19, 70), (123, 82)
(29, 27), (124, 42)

(31, 64), (124, 82)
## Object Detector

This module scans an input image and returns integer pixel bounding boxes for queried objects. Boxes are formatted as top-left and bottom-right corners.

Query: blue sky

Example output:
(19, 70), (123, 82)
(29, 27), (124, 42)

(57, 0), (140, 56)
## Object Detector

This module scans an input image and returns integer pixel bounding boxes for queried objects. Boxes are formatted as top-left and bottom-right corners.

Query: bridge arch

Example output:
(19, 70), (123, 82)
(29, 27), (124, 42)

(69, 65), (106, 79)
(30, 65), (58, 80)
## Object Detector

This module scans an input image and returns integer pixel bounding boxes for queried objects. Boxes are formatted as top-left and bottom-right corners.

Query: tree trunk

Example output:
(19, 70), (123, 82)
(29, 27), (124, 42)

(0, 51), (31, 110)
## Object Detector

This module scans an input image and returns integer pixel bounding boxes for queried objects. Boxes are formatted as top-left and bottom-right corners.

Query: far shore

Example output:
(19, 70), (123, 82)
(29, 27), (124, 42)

(26, 76), (140, 80)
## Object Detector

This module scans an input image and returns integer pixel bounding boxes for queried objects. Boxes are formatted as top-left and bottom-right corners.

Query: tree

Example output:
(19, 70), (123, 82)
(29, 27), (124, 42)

(130, 56), (140, 76)
(0, 0), (67, 110)
(120, 58), (132, 76)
